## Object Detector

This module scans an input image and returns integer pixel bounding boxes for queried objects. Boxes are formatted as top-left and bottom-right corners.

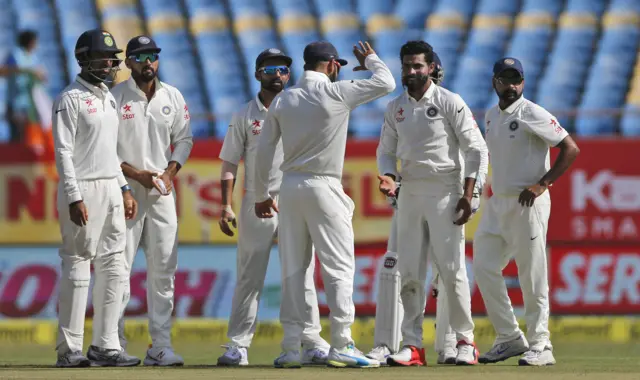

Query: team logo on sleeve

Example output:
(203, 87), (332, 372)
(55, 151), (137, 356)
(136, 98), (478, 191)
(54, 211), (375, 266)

(395, 107), (405, 122)
(427, 106), (438, 117)
(509, 121), (519, 131)
(162, 106), (171, 115)
(384, 257), (397, 269)
(550, 119), (563, 134)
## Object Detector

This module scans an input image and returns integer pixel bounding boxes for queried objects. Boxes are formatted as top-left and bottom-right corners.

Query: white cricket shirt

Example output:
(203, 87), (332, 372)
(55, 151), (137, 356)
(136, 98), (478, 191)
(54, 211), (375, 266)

(219, 95), (284, 194)
(254, 54), (396, 201)
(112, 77), (193, 173)
(376, 84), (488, 193)
(484, 96), (569, 196)
(52, 75), (128, 204)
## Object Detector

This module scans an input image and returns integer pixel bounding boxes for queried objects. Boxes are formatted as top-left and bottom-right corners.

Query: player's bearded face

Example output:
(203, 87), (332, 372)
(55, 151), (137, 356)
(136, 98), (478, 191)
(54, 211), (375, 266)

(131, 60), (158, 83)
(402, 55), (433, 90)
(494, 71), (524, 102)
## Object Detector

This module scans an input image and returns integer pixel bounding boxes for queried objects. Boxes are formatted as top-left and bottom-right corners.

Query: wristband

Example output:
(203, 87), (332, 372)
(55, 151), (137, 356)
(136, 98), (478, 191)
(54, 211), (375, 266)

(121, 184), (132, 193)
(221, 205), (233, 213)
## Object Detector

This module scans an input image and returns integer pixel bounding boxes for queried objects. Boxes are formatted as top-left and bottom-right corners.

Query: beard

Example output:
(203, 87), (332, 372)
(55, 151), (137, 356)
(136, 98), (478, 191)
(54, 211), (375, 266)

(498, 88), (521, 102)
(132, 66), (156, 83)
(262, 78), (284, 93)
(402, 74), (429, 91)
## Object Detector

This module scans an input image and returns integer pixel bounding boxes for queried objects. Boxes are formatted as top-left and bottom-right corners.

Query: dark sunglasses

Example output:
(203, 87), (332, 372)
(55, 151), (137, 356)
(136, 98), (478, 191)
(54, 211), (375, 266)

(259, 65), (290, 75)
(129, 53), (159, 63)
(496, 75), (524, 86)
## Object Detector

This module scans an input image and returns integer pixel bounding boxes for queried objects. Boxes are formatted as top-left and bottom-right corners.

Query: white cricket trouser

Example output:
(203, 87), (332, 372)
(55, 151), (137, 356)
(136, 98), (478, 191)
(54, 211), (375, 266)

(278, 174), (356, 351)
(56, 178), (126, 354)
(473, 192), (551, 351)
(226, 192), (328, 350)
(119, 181), (178, 349)
(376, 209), (456, 352)
(397, 180), (474, 348)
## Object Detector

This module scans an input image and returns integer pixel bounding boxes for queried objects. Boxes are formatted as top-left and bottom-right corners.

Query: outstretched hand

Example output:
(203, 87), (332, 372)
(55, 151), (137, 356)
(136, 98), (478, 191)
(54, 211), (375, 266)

(353, 41), (376, 72)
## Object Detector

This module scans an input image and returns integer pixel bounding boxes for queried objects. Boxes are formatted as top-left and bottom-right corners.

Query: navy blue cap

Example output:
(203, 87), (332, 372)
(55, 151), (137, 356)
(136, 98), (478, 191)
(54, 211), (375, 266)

(304, 41), (348, 66)
(493, 57), (524, 77)
(75, 29), (122, 56)
(255, 48), (293, 70)
(126, 35), (161, 57)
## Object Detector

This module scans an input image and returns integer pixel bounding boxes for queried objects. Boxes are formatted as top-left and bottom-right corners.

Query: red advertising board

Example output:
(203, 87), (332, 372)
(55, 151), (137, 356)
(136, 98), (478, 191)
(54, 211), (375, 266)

(547, 139), (640, 243)
(549, 245), (640, 314)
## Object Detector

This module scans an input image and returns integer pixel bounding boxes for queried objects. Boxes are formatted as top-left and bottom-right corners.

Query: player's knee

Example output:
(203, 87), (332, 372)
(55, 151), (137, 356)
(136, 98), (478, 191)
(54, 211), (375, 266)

(60, 257), (91, 287)
(94, 252), (126, 277)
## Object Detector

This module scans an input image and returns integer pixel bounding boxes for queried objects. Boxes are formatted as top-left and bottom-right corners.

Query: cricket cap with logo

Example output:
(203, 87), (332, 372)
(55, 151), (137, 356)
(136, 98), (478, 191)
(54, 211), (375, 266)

(303, 41), (348, 66)
(74, 29), (122, 57)
(126, 35), (162, 57)
(255, 48), (292, 70)
(493, 57), (524, 78)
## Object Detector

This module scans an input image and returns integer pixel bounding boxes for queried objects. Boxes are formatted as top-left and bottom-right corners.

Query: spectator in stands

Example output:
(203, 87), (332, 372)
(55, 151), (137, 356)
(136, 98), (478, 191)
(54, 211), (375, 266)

(3, 31), (46, 142)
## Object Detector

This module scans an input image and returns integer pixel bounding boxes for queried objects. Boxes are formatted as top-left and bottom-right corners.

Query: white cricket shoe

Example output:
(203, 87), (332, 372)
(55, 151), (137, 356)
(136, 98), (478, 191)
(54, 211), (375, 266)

(143, 346), (184, 366)
(455, 342), (479, 365)
(518, 347), (556, 366)
(437, 347), (457, 364)
(302, 348), (329, 365)
(479, 336), (529, 364)
(274, 350), (302, 368)
(56, 350), (91, 368)
(327, 344), (380, 368)
(217, 345), (249, 366)
(365, 345), (392, 365)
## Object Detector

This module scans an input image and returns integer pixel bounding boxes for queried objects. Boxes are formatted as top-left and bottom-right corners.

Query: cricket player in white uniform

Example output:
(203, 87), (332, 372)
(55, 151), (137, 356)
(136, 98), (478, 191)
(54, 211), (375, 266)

(377, 41), (488, 366)
(254, 41), (395, 368)
(475, 58), (579, 366)
(112, 35), (193, 366)
(217, 48), (330, 366)
(366, 52), (465, 365)
(53, 29), (140, 368)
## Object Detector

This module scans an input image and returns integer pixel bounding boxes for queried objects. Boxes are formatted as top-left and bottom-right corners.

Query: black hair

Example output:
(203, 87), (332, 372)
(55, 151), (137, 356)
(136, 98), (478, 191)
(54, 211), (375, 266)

(400, 41), (434, 64)
(17, 30), (37, 49)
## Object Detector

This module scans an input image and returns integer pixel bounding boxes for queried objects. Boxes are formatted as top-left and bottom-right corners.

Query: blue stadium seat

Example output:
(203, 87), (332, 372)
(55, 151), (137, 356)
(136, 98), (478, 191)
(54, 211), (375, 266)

(432, 0), (476, 21)
(280, 30), (321, 80)
(184, 0), (227, 14)
(139, 0), (183, 19)
(521, 0), (564, 17)
(270, 0), (314, 18)
(574, 113), (617, 136)
(312, 0), (354, 17)
(394, 0), (434, 30)
(566, 0), (608, 17)
(620, 105), (640, 136)
(228, 0), (270, 18)
(475, 0), (520, 16)
(54, 0), (100, 81)
(610, 0), (640, 13)
(357, 0), (394, 23)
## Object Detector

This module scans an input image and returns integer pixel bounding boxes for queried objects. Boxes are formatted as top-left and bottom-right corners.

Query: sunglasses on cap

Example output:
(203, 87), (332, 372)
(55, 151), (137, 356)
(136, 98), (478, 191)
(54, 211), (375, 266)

(129, 53), (159, 63)
(259, 65), (290, 75)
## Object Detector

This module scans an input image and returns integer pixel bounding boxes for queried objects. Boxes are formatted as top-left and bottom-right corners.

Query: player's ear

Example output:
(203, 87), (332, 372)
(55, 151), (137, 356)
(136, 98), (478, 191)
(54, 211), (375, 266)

(254, 70), (261, 82)
(124, 58), (132, 70)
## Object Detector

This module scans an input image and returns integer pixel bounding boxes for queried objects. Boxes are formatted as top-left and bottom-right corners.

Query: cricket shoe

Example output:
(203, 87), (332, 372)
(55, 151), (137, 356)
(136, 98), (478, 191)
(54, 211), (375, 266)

(55, 350), (91, 368)
(302, 348), (329, 365)
(479, 336), (529, 364)
(144, 346), (184, 366)
(387, 345), (426, 366)
(86, 345), (141, 367)
(274, 350), (302, 368)
(518, 347), (556, 366)
(217, 345), (249, 366)
(455, 341), (479, 365)
(365, 345), (392, 365)
(437, 347), (457, 364)
(327, 344), (380, 368)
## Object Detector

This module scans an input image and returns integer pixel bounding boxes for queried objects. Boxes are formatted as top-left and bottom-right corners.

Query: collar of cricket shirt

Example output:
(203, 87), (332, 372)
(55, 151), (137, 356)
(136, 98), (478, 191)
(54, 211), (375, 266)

(405, 81), (436, 105)
(76, 75), (109, 98)
(300, 70), (331, 84)
(501, 96), (525, 114)
(255, 94), (267, 112)
(126, 76), (164, 99)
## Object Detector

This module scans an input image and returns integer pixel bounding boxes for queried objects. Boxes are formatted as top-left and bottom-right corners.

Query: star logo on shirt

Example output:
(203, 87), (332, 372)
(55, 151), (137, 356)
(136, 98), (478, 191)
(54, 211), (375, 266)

(395, 107), (405, 123)
(252, 119), (262, 135)
(252, 119), (261, 128)
(550, 119), (563, 134)
(85, 99), (93, 106)
(123, 104), (132, 113)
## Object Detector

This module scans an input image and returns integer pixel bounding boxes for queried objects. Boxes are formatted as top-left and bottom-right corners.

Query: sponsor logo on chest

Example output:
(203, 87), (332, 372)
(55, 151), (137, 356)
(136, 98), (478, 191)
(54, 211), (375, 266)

(251, 119), (262, 135)
(122, 103), (134, 120)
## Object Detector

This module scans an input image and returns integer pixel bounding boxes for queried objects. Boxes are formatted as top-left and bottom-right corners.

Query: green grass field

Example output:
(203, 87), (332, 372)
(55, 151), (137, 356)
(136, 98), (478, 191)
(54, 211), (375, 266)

(1, 341), (639, 380)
